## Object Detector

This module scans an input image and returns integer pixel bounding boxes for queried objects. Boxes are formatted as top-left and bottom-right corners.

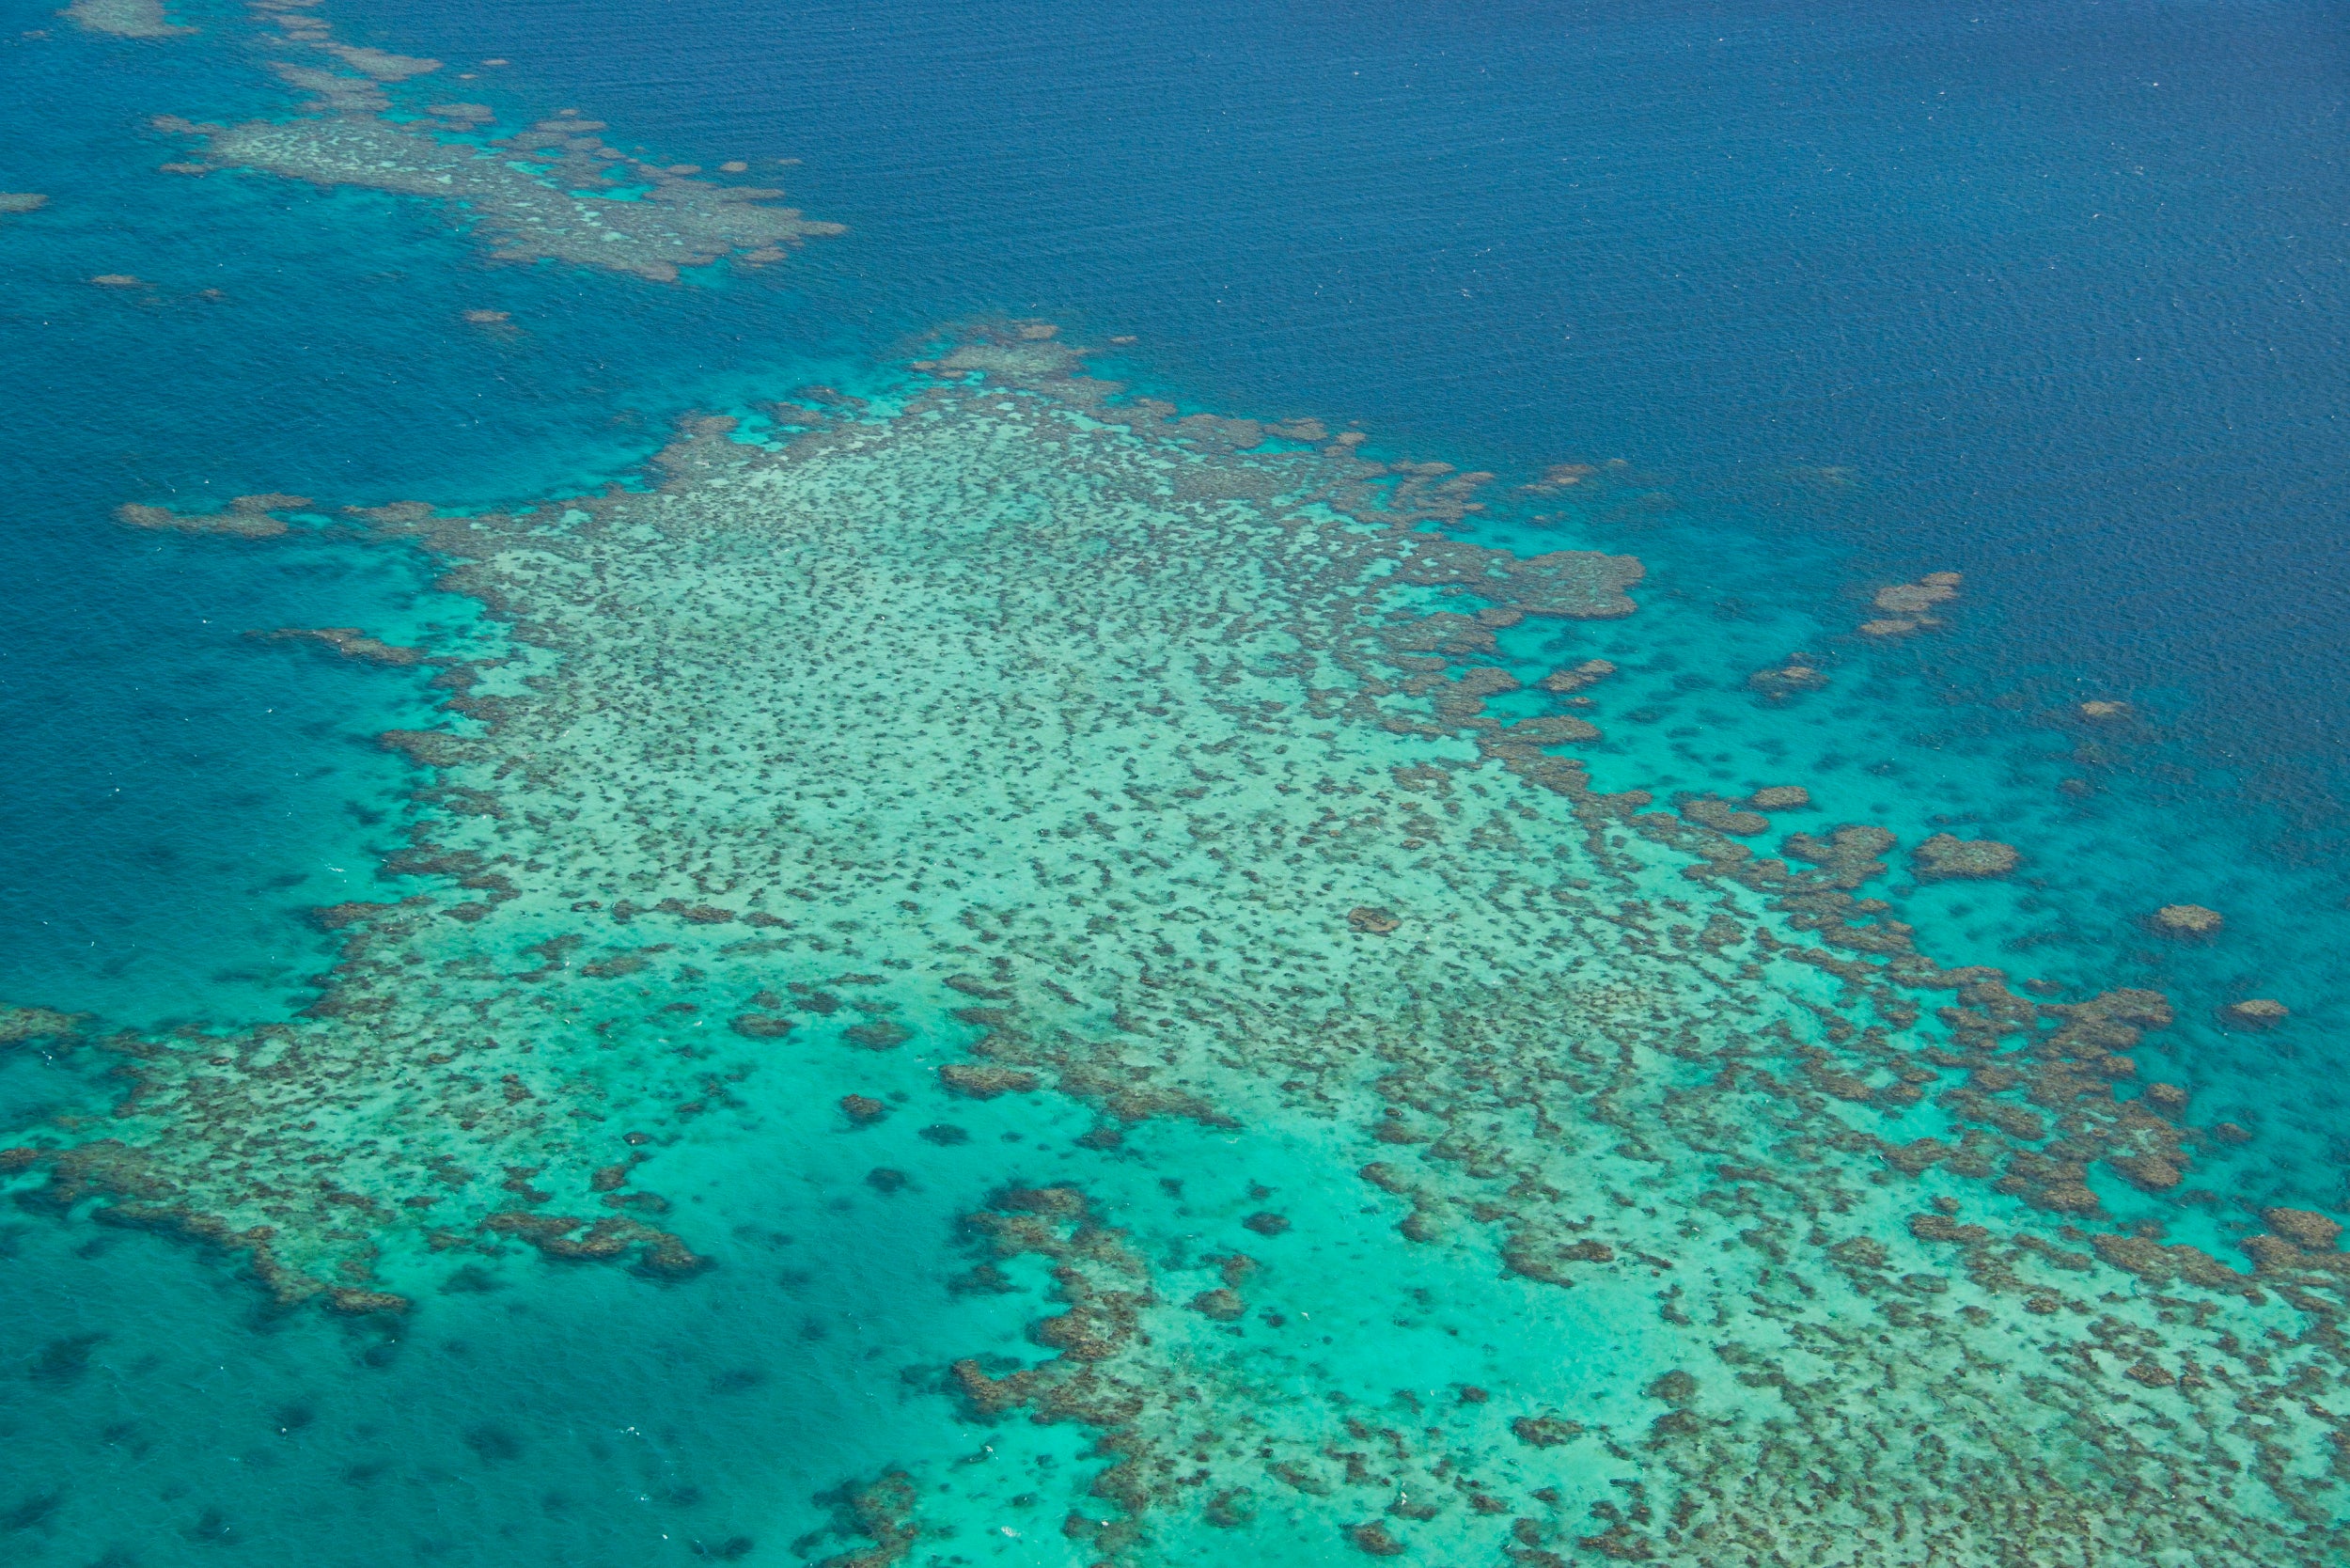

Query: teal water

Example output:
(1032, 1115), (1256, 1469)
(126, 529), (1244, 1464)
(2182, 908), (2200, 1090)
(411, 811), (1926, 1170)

(5, 1), (2349, 1563)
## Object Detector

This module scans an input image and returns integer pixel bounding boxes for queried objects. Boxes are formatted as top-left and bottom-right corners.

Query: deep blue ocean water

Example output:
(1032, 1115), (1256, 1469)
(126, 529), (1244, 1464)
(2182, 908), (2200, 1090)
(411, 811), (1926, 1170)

(323, 0), (2350, 808)
(5, 0), (2348, 1561)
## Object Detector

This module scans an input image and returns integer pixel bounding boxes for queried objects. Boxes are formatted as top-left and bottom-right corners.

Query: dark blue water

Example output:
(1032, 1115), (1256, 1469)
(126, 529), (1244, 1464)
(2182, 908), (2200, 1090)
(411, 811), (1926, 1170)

(327, 0), (2350, 812)
(14, 0), (2347, 1015)
(5, 0), (2348, 1561)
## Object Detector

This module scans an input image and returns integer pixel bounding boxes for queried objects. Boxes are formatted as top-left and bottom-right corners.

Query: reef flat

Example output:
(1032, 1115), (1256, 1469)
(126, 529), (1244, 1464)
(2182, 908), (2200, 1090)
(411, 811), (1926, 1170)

(148, 0), (841, 282)
(62, 0), (196, 39)
(7, 330), (2347, 1564)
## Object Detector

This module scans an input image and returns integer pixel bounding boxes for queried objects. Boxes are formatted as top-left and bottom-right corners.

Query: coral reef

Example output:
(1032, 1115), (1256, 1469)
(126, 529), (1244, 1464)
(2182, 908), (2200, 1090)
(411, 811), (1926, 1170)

(1910, 832), (2021, 881)
(2151, 902), (2225, 937)
(8, 330), (2344, 1564)
(2264, 1208), (2343, 1251)
(1680, 795), (1769, 836)
(150, 5), (843, 284)
(0, 1005), (86, 1044)
(1537, 657), (1615, 693)
(255, 626), (431, 666)
(184, 113), (840, 281)
(62, 0), (194, 38)
(1857, 570), (1961, 637)
(1746, 655), (1829, 697)
(116, 494), (308, 538)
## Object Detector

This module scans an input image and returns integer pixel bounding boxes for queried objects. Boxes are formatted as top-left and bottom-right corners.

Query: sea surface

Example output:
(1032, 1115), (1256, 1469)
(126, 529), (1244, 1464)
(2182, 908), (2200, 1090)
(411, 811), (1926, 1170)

(3, 0), (2348, 1563)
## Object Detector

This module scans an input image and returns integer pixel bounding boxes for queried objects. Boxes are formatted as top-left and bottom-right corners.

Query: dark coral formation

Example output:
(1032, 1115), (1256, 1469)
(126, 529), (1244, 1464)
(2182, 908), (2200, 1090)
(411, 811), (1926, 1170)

(1746, 655), (1830, 697)
(116, 494), (309, 538)
(2224, 997), (2290, 1029)
(807, 1473), (920, 1568)
(255, 626), (431, 666)
(1910, 832), (2021, 882)
(1537, 657), (1615, 694)
(1857, 570), (1962, 637)
(1388, 533), (1642, 621)
(1680, 795), (1770, 837)
(937, 1063), (1040, 1099)
(0, 1005), (86, 1045)
(2151, 902), (2225, 938)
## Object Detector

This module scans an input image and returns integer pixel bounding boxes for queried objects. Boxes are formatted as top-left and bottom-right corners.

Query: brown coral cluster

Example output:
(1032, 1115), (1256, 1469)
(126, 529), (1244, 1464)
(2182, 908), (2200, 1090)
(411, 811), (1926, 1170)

(2151, 902), (2225, 937)
(1746, 655), (1830, 697)
(1389, 533), (1644, 620)
(0, 1005), (86, 1044)
(1910, 832), (2021, 881)
(2223, 997), (2289, 1029)
(116, 493), (309, 538)
(255, 626), (431, 665)
(1538, 657), (1615, 693)
(1857, 570), (1962, 637)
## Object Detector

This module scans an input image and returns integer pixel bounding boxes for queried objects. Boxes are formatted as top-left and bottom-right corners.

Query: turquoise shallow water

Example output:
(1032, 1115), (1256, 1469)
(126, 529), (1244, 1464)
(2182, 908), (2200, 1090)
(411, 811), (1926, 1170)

(5, 1), (2350, 1564)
